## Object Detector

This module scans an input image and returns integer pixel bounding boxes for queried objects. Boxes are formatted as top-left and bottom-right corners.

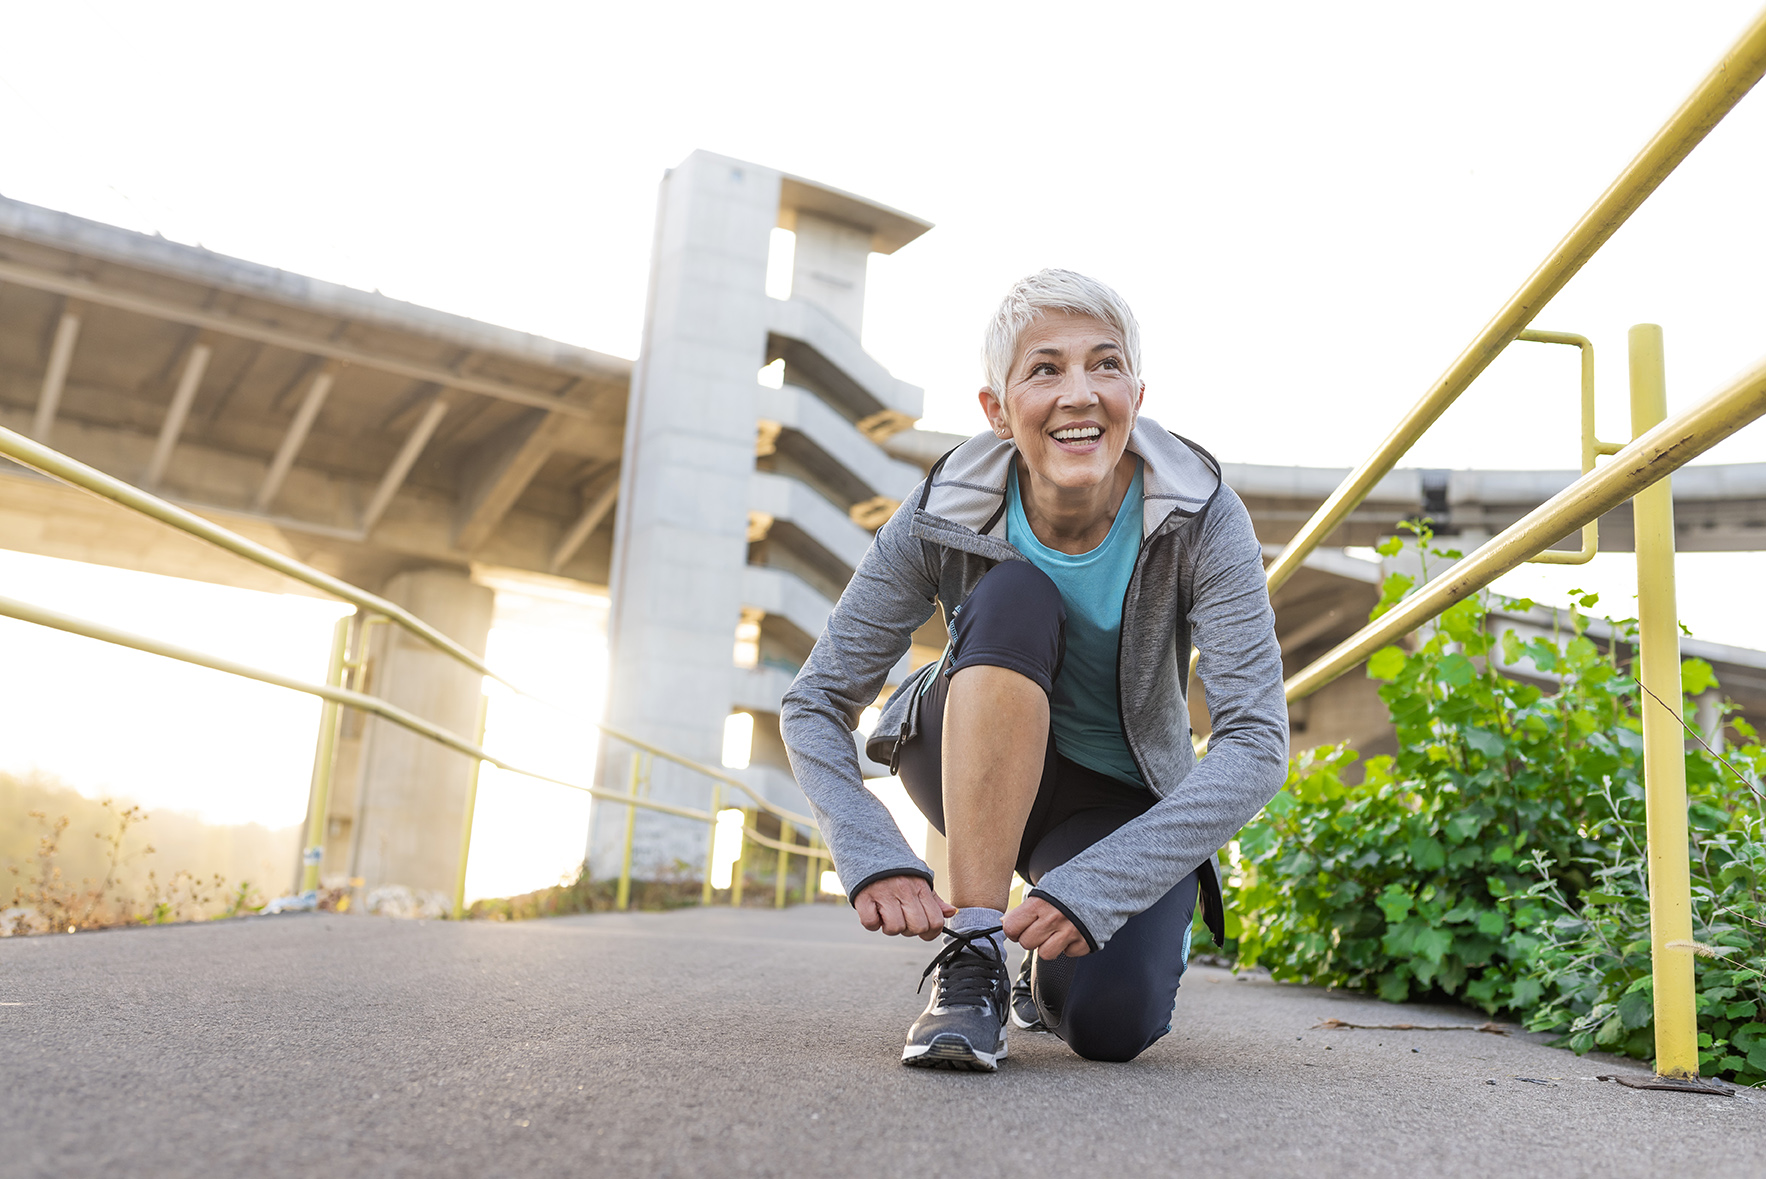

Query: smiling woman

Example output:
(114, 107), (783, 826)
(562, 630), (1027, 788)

(780, 270), (1290, 1072)
(979, 308), (1143, 554)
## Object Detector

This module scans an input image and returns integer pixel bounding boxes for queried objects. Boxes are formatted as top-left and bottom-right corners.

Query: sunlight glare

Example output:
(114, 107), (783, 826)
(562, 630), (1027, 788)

(721, 712), (754, 769)
(764, 227), (794, 301)
(711, 808), (745, 890)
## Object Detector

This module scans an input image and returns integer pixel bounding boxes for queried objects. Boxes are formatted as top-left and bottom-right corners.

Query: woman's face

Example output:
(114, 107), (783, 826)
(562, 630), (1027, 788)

(981, 311), (1144, 493)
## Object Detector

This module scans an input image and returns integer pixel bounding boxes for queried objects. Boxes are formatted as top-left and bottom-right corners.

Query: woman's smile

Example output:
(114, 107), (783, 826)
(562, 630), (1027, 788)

(981, 309), (1145, 551)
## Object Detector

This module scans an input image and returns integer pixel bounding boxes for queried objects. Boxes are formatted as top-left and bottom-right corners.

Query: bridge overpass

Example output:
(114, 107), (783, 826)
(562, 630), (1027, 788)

(3, 155), (1765, 900)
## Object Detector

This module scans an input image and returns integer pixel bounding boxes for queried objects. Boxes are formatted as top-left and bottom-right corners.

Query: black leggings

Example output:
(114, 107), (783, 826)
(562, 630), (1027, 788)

(896, 560), (1197, 1063)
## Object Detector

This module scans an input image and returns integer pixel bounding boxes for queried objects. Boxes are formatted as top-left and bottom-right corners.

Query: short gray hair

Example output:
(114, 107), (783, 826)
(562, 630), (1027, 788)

(981, 269), (1142, 394)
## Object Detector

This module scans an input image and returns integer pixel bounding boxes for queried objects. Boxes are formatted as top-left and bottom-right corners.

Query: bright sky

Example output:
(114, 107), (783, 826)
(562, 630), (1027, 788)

(3, 1), (1765, 895)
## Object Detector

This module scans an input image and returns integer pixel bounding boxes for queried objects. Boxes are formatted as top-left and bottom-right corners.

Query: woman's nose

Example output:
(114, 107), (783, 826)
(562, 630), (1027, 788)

(1057, 369), (1099, 405)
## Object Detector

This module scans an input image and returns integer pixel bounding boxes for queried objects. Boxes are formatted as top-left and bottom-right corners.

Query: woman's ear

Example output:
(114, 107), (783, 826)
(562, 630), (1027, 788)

(978, 387), (1011, 439)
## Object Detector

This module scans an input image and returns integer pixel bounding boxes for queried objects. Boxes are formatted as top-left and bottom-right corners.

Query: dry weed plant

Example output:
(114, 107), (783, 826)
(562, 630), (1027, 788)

(3, 800), (265, 936)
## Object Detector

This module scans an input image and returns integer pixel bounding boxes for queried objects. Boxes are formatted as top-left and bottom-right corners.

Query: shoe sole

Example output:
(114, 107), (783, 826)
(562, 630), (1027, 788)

(1009, 1007), (1046, 1031)
(901, 1032), (1006, 1071)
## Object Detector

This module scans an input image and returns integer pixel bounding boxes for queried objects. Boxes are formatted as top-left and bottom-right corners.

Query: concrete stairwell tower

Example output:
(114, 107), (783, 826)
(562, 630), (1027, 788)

(594, 151), (931, 883)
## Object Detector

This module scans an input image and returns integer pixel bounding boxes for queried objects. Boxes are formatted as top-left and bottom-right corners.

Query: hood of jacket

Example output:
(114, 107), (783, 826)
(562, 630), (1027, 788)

(911, 415), (1223, 548)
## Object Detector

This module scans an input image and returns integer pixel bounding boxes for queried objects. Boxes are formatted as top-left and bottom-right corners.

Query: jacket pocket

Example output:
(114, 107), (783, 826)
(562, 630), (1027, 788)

(865, 659), (939, 772)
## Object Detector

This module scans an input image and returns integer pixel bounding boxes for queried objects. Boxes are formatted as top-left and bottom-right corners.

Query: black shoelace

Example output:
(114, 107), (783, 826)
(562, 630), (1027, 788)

(918, 924), (1005, 1008)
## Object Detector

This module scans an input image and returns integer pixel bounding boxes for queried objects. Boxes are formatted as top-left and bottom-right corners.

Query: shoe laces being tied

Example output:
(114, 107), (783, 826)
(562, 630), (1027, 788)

(918, 925), (1005, 1007)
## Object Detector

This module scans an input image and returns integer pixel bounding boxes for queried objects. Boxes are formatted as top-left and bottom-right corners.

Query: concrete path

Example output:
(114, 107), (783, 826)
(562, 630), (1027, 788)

(1, 904), (1760, 1178)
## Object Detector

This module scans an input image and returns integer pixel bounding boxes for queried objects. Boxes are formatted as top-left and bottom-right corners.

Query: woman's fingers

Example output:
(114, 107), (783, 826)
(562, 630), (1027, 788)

(914, 889), (948, 940)
(877, 895), (908, 935)
(1003, 896), (1059, 944)
(855, 877), (960, 940)
(1004, 896), (1089, 959)
(1038, 925), (1089, 959)
(856, 892), (883, 932)
(1020, 908), (1064, 950)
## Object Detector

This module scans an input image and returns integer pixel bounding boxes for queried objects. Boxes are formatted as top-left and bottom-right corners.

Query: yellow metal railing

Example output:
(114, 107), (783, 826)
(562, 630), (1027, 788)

(1268, 7), (1766, 1082)
(1263, 6), (1766, 596)
(0, 424), (511, 692)
(0, 584), (833, 915)
(0, 425), (834, 920)
(1282, 342), (1766, 700)
(1512, 329), (1624, 566)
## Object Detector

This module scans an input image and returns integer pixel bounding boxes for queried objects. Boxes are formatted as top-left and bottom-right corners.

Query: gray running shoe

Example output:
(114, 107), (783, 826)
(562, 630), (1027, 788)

(901, 925), (1009, 1071)
(1009, 951), (1045, 1030)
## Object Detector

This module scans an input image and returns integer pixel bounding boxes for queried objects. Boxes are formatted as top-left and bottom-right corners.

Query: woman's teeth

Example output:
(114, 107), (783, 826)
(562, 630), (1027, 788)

(1051, 426), (1102, 442)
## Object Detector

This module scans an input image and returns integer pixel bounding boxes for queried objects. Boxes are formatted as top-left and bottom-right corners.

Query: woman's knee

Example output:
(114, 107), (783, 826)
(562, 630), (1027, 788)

(967, 559), (1062, 621)
(1053, 948), (1187, 1063)
(949, 561), (1065, 690)
(1059, 1000), (1170, 1063)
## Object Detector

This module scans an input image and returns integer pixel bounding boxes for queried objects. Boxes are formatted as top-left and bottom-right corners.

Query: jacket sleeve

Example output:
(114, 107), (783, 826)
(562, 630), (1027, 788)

(1027, 490), (1289, 948)
(780, 488), (943, 900)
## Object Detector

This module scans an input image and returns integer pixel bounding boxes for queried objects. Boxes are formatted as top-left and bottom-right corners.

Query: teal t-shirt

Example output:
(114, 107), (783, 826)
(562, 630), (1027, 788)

(1006, 460), (1145, 786)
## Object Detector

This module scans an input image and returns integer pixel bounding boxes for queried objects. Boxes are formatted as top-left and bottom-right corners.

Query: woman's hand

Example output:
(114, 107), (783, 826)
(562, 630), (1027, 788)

(854, 875), (957, 940)
(1003, 896), (1090, 959)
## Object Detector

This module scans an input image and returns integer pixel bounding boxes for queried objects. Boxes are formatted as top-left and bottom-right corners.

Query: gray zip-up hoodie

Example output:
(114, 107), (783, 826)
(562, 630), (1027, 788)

(779, 416), (1289, 950)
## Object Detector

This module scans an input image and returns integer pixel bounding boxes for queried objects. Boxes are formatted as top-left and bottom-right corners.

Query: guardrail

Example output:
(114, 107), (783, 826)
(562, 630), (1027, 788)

(0, 423), (832, 921)
(1262, 7), (1766, 597)
(1268, 8), (1766, 1083)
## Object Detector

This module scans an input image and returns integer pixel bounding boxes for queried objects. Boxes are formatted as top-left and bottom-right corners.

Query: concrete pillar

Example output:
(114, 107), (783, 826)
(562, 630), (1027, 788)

(790, 212), (871, 336)
(596, 152), (780, 876)
(348, 567), (494, 897)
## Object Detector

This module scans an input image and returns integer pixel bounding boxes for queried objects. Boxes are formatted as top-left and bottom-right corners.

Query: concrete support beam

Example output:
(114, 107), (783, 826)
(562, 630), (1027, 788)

(733, 664), (796, 715)
(346, 567), (494, 897)
(30, 307), (82, 445)
(765, 297), (924, 421)
(361, 395), (449, 535)
(598, 151), (780, 878)
(144, 342), (213, 487)
(255, 365), (336, 512)
(749, 470), (873, 571)
(1279, 604), (1360, 654)
(788, 213), (872, 337)
(0, 258), (612, 420)
(740, 564), (833, 641)
(755, 384), (920, 501)
(549, 465), (620, 573)
(454, 408), (561, 552)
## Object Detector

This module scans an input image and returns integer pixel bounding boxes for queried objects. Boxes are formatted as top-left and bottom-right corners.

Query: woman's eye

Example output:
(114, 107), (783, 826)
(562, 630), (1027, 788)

(1032, 363), (1058, 376)
(1099, 357), (1120, 370)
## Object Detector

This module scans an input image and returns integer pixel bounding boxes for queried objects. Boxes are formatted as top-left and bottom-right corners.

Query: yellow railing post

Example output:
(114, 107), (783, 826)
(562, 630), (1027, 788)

(1629, 324), (1699, 1078)
(730, 808), (750, 907)
(701, 783), (722, 906)
(616, 751), (646, 911)
(803, 829), (821, 905)
(297, 614), (352, 894)
(1515, 330), (1623, 565)
(775, 820), (793, 909)
(451, 692), (490, 921)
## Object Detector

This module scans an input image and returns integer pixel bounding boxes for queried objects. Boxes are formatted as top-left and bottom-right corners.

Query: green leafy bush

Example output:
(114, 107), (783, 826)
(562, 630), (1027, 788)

(1226, 530), (1766, 1083)
(1518, 729), (1766, 1082)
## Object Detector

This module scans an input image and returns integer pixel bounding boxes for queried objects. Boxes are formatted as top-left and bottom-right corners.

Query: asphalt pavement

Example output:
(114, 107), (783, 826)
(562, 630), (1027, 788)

(2, 903), (1761, 1178)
